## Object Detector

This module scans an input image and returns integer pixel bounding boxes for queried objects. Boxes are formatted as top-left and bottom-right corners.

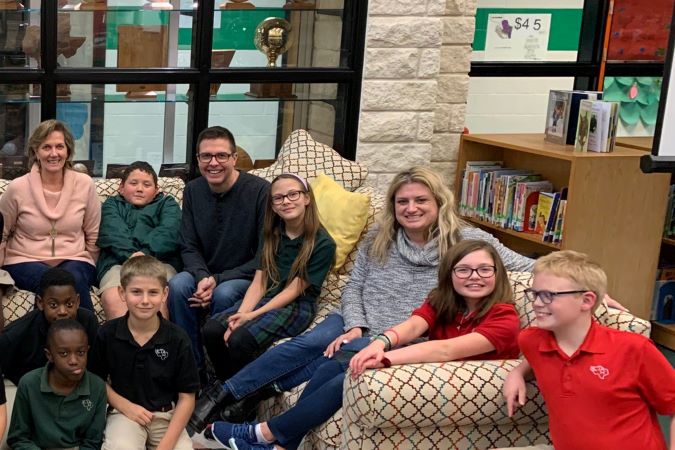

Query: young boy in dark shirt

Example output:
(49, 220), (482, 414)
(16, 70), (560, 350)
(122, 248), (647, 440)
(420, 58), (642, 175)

(7, 319), (107, 450)
(90, 255), (199, 450)
(0, 268), (98, 385)
(0, 365), (6, 443)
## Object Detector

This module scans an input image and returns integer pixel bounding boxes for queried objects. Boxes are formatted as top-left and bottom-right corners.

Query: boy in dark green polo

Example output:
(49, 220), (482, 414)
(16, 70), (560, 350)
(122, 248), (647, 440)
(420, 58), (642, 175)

(7, 319), (107, 450)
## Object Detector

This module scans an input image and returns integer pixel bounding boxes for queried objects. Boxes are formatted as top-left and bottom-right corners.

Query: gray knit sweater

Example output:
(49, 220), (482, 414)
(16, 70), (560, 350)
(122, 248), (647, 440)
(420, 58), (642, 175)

(340, 226), (534, 336)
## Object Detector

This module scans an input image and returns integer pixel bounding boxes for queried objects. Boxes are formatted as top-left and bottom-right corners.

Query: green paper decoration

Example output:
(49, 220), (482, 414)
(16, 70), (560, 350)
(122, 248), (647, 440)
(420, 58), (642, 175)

(603, 76), (662, 126)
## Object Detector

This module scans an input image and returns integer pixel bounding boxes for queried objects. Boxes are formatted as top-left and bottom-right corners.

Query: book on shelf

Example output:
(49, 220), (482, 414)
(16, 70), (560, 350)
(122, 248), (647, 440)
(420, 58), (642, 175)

(512, 181), (553, 232)
(551, 199), (567, 244)
(544, 90), (603, 145)
(575, 100), (621, 153)
(652, 280), (675, 322)
(459, 161), (567, 244)
(664, 184), (675, 238)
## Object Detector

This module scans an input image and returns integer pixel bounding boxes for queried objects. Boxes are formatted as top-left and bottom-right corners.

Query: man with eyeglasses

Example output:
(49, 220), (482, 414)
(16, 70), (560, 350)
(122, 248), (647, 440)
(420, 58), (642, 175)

(168, 126), (269, 376)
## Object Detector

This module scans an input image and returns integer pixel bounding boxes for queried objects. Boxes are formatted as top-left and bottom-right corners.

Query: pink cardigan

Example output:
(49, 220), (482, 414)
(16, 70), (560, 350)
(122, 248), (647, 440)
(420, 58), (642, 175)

(0, 166), (101, 266)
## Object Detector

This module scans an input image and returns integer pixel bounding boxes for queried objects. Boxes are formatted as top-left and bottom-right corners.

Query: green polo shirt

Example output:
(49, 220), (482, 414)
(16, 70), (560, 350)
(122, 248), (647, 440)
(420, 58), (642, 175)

(259, 226), (336, 299)
(8, 365), (107, 450)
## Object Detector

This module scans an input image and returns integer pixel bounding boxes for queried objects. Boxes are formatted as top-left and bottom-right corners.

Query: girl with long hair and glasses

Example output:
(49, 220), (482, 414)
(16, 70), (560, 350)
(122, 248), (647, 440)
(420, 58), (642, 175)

(203, 240), (520, 450)
(201, 174), (336, 385)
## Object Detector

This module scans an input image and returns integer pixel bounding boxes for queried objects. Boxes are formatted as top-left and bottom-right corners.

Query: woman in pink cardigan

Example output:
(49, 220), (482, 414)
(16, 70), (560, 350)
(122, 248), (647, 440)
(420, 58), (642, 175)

(0, 120), (101, 311)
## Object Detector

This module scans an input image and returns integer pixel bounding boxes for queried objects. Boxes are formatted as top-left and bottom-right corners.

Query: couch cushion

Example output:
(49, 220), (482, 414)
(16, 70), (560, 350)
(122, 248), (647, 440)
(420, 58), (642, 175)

(95, 177), (185, 206)
(249, 129), (368, 191)
(311, 174), (370, 270)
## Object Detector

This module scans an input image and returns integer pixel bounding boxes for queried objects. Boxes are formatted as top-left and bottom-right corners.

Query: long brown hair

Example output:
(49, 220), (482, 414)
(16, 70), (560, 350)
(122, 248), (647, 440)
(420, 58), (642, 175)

(260, 174), (328, 293)
(428, 240), (513, 324)
(370, 166), (464, 264)
(27, 119), (75, 170)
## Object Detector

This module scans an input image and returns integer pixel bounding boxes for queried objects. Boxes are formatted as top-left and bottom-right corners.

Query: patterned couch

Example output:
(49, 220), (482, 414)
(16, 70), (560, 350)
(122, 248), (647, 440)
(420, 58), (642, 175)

(260, 274), (650, 450)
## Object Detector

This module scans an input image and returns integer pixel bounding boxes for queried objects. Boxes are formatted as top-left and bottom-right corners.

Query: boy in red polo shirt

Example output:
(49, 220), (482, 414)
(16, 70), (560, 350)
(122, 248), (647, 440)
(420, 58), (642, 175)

(503, 250), (675, 450)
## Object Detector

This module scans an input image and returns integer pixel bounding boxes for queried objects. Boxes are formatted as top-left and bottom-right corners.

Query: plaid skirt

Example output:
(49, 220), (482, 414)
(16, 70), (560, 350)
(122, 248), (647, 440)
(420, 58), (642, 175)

(211, 295), (317, 348)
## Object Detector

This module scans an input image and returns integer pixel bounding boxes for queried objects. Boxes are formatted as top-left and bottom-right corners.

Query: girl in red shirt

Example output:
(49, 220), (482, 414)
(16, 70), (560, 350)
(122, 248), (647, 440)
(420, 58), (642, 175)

(350, 239), (521, 376)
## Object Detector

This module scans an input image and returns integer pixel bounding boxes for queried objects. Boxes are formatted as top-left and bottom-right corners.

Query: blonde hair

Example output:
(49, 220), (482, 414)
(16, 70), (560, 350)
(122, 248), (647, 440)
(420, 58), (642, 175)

(533, 250), (607, 312)
(370, 166), (464, 264)
(27, 119), (75, 170)
(120, 255), (168, 289)
(428, 240), (514, 323)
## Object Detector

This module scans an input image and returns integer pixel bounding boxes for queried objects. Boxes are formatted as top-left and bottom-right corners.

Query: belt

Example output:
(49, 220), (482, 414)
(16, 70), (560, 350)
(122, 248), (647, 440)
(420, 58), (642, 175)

(155, 404), (174, 413)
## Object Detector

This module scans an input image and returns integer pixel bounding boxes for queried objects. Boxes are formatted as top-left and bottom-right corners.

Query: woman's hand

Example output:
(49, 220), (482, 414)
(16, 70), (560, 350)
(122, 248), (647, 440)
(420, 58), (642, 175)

(324, 327), (363, 358)
(349, 341), (386, 379)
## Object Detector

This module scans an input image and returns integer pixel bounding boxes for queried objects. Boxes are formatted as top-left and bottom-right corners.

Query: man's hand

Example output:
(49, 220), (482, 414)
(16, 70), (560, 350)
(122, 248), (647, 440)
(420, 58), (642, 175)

(190, 276), (216, 308)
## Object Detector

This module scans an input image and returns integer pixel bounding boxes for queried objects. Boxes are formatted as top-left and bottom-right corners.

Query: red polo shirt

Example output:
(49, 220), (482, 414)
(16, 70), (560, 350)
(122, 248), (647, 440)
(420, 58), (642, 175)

(412, 302), (520, 360)
(519, 321), (675, 450)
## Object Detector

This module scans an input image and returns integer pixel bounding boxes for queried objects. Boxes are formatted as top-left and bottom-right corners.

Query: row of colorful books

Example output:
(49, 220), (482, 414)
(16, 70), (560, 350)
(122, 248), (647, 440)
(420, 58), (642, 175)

(458, 161), (567, 244)
(544, 89), (620, 153)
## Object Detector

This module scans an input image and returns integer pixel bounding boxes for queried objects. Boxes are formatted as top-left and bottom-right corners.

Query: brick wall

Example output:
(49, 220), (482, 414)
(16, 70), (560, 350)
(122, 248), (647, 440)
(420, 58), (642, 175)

(356, 0), (477, 191)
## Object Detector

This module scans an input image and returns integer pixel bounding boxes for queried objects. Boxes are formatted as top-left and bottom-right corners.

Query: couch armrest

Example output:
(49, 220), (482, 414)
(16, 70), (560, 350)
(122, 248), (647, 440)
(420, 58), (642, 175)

(343, 360), (548, 430)
(594, 302), (651, 337)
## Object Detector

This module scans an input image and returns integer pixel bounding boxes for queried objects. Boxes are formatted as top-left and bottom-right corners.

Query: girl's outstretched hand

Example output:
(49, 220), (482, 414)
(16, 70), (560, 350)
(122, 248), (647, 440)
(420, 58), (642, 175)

(324, 327), (362, 358)
(228, 311), (255, 331)
(349, 342), (385, 379)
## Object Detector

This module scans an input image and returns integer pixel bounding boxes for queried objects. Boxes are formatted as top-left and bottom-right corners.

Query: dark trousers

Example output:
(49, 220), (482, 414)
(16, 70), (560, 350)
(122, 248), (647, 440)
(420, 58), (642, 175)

(4, 260), (96, 311)
(202, 319), (265, 381)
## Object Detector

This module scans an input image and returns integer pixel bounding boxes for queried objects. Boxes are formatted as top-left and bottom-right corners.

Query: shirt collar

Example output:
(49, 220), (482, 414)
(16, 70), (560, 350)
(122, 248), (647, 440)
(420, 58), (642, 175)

(537, 319), (605, 356)
(39, 363), (91, 397)
(114, 312), (171, 346)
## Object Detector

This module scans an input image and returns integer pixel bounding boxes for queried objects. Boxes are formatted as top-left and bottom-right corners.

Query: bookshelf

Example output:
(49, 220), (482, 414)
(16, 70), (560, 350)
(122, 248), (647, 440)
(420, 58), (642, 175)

(455, 133), (670, 319)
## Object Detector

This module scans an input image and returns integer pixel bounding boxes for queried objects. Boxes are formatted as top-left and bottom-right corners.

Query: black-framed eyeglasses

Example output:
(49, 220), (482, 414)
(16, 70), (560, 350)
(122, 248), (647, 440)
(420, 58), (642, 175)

(452, 265), (496, 279)
(523, 288), (588, 304)
(197, 152), (233, 163)
(271, 190), (305, 205)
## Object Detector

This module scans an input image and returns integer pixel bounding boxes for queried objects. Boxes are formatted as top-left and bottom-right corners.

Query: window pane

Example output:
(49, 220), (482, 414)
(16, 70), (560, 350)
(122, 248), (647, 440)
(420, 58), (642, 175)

(208, 82), (341, 162)
(0, 3), (40, 69)
(56, 83), (189, 177)
(58, 3), (194, 68)
(466, 76), (575, 133)
(472, 0), (583, 62)
(607, 0), (674, 61)
(0, 84), (39, 178)
(213, 0), (346, 68)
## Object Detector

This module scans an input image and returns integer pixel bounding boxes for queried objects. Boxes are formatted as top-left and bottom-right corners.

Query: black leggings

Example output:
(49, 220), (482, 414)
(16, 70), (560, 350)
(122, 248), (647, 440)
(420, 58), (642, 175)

(202, 319), (266, 381)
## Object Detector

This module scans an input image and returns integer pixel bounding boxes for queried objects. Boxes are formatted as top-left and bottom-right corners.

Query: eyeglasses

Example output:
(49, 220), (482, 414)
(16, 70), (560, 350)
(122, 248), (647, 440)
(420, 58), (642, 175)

(271, 190), (305, 205)
(452, 265), (496, 279)
(523, 288), (588, 304)
(197, 152), (233, 163)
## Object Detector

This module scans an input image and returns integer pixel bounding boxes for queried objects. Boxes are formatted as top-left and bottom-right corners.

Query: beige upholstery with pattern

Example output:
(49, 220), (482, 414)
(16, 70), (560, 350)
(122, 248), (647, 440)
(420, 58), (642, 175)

(1, 177), (185, 326)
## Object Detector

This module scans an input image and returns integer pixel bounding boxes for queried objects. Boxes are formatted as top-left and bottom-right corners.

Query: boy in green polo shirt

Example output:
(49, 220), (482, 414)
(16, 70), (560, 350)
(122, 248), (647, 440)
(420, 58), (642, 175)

(7, 319), (107, 450)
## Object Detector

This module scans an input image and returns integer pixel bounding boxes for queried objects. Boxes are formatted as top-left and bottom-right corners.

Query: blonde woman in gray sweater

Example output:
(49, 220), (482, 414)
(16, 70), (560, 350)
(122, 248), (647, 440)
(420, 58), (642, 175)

(189, 166), (534, 438)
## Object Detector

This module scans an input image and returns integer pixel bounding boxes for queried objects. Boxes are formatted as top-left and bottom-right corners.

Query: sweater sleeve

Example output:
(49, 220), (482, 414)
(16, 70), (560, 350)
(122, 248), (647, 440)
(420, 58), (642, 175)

(139, 195), (181, 259)
(7, 381), (40, 450)
(82, 179), (101, 262)
(460, 226), (534, 272)
(340, 236), (373, 332)
(179, 183), (210, 282)
(0, 181), (19, 266)
(96, 197), (136, 262)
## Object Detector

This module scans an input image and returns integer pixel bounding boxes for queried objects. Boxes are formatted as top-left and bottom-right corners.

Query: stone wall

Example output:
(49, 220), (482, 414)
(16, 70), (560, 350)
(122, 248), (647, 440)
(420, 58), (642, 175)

(356, 0), (477, 191)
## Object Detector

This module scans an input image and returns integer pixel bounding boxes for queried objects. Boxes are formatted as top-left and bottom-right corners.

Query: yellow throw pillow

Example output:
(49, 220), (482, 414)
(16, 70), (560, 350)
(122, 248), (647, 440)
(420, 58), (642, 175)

(310, 173), (370, 269)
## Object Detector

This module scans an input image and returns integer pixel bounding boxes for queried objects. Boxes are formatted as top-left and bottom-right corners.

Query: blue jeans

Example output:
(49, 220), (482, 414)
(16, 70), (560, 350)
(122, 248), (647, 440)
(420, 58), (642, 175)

(4, 260), (96, 311)
(167, 271), (250, 367)
(224, 313), (346, 400)
(267, 338), (370, 450)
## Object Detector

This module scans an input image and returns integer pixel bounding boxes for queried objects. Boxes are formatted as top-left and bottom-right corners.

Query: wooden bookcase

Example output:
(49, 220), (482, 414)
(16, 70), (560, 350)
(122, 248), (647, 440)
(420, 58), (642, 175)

(455, 133), (670, 319)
